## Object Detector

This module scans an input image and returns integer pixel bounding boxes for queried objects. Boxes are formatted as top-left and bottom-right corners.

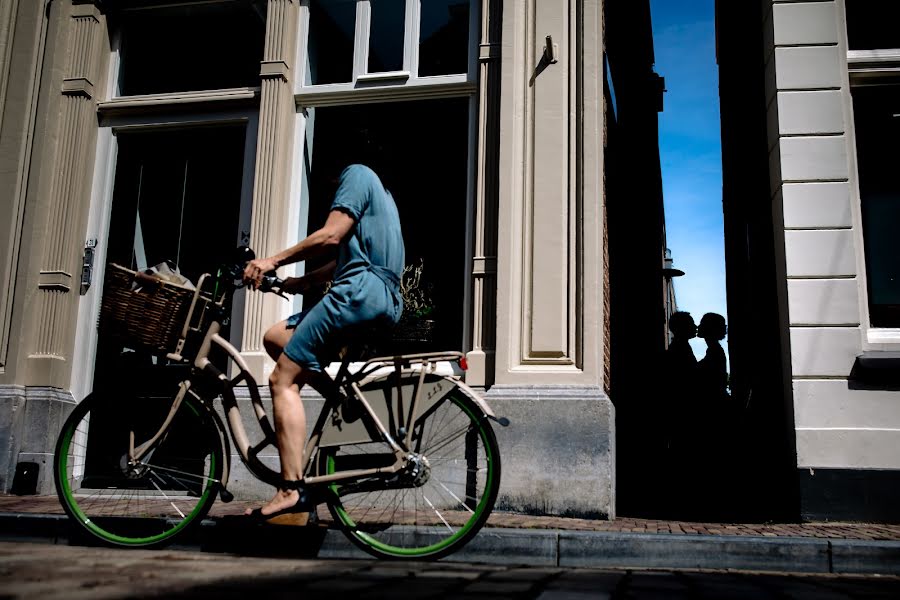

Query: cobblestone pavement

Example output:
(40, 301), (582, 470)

(4, 494), (900, 541)
(1, 541), (899, 599)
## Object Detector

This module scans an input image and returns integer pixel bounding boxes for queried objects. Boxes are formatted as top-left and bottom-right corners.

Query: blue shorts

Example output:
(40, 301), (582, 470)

(281, 272), (400, 371)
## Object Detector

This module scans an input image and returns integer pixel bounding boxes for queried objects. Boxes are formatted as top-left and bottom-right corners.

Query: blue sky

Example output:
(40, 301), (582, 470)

(649, 0), (727, 361)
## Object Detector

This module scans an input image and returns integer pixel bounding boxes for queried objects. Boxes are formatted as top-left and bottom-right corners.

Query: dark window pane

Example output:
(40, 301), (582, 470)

(846, 1), (900, 50)
(117, 3), (266, 96)
(307, 0), (356, 85)
(303, 99), (469, 353)
(419, 0), (469, 76)
(106, 126), (245, 287)
(368, 0), (405, 73)
(852, 84), (900, 327)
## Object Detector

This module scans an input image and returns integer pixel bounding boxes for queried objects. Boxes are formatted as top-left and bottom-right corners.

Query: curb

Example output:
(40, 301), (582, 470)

(2, 512), (899, 575)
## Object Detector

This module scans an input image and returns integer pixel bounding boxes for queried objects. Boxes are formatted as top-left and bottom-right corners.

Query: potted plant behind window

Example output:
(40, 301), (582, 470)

(393, 258), (435, 350)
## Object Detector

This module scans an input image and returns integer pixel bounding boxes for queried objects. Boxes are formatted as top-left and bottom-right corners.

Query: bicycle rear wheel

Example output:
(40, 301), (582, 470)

(54, 390), (223, 548)
(323, 389), (501, 560)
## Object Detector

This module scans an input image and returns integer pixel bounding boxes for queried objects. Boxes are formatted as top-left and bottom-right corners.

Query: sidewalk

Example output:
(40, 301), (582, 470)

(2, 494), (899, 575)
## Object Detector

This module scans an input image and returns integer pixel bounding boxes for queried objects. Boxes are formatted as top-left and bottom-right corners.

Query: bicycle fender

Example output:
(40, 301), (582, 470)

(448, 378), (498, 420)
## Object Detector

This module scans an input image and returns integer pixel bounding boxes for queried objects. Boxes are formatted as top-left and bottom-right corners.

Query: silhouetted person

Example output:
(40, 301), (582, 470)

(663, 311), (698, 518)
(697, 313), (728, 403)
(667, 311), (698, 378)
(695, 312), (732, 520)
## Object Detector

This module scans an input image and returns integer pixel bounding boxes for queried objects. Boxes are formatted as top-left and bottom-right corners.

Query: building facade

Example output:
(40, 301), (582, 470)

(0, 0), (676, 520)
(718, 0), (900, 522)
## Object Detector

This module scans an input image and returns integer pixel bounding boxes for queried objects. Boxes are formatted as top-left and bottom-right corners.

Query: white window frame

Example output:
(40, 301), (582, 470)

(843, 7), (900, 346)
(296, 0), (478, 104)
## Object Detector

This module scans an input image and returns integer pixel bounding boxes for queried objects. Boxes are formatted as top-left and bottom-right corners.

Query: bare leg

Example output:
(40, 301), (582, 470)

(246, 321), (340, 516)
(245, 353), (308, 516)
(263, 320), (293, 361)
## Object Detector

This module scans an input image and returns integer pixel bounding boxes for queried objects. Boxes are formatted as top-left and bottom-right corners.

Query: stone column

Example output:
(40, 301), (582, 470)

(241, 0), (300, 379)
(26, 0), (105, 388)
(488, 0), (614, 518)
(466, 0), (502, 389)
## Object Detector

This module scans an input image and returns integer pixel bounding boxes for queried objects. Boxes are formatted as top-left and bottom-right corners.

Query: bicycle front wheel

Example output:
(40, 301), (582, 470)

(54, 390), (223, 548)
(323, 389), (501, 560)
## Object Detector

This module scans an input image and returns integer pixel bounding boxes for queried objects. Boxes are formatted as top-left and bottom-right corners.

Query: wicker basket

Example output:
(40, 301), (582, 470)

(99, 264), (197, 355)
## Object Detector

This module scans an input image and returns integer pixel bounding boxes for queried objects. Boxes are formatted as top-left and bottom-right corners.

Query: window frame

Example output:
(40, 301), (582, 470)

(295, 0), (479, 104)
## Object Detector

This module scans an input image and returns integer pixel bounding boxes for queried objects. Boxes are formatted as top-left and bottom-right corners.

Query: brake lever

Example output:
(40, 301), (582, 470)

(259, 274), (288, 300)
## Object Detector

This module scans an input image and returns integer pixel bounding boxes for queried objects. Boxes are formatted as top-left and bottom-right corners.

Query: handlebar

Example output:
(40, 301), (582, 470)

(220, 246), (288, 299)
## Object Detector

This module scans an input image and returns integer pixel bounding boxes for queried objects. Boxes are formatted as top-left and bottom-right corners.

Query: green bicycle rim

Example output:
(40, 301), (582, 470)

(57, 397), (217, 546)
(327, 394), (496, 557)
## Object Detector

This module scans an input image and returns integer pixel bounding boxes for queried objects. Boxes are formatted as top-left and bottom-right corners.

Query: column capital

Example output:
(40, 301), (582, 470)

(260, 60), (290, 81)
(61, 77), (94, 98)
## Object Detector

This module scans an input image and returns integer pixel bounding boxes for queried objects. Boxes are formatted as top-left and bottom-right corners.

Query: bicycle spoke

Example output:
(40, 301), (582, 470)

(143, 462), (220, 485)
(423, 495), (454, 532)
(149, 474), (186, 519)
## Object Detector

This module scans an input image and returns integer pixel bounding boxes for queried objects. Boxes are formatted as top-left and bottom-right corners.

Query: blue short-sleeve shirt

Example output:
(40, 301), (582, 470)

(283, 164), (405, 371)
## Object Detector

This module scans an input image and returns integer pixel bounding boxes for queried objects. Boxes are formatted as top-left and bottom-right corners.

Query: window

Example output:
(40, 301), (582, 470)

(851, 85), (900, 328)
(105, 126), (247, 286)
(300, 0), (475, 90)
(115, 0), (266, 96)
(301, 99), (470, 351)
(845, 1), (900, 51)
(846, 2), (900, 331)
(418, 0), (470, 77)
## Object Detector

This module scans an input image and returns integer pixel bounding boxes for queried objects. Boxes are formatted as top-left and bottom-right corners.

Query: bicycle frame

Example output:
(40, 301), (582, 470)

(126, 274), (499, 497)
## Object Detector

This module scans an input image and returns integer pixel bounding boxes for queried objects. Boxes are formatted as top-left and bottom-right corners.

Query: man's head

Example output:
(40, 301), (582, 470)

(669, 311), (696, 340)
(314, 125), (393, 186)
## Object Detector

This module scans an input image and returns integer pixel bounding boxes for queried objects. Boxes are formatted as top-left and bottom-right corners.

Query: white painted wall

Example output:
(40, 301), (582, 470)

(765, 0), (900, 470)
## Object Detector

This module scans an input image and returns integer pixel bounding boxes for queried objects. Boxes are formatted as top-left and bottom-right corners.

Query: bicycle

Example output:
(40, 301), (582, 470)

(53, 249), (508, 560)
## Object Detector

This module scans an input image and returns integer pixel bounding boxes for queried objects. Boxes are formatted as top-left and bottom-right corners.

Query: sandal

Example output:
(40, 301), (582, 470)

(246, 480), (316, 522)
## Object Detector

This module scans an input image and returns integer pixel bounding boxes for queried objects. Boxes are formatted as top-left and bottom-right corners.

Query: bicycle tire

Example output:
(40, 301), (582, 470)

(322, 388), (501, 560)
(54, 390), (223, 548)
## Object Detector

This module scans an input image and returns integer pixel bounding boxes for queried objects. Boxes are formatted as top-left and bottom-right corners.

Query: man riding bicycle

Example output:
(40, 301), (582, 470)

(242, 160), (405, 520)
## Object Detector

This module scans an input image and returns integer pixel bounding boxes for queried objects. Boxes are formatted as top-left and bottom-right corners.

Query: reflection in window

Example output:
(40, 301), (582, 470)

(117, 2), (266, 96)
(419, 0), (469, 77)
(307, 0), (356, 85)
(852, 85), (900, 327)
(845, 1), (900, 50)
(369, 0), (405, 73)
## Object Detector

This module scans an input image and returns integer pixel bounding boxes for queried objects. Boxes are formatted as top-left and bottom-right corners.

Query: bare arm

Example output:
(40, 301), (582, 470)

(281, 260), (337, 295)
(243, 210), (354, 288)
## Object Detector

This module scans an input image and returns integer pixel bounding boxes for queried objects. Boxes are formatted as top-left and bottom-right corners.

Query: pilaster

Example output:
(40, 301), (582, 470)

(25, 1), (106, 388)
(466, 0), (502, 388)
(495, 0), (604, 386)
(0, 0), (47, 378)
(241, 0), (300, 379)
(489, 0), (612, 518)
